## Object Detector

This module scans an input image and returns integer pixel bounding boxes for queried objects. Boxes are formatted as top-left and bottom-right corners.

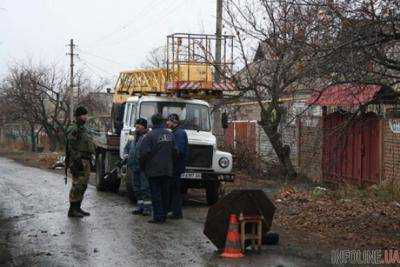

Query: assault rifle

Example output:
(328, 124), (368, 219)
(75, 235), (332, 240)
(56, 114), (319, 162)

(64, 143), (69, 185)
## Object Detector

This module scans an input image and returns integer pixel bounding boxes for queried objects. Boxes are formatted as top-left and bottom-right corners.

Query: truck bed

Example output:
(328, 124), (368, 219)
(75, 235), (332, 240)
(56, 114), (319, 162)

(90, 131), (120, 151)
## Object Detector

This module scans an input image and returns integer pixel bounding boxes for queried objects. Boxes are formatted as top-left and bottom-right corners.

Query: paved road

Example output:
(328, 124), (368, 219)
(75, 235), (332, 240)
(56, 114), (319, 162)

(0, 157), (320, 266)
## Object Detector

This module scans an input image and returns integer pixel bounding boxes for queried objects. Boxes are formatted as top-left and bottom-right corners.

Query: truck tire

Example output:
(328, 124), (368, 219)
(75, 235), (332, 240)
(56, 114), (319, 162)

(95, 152), (106, 191)
(125, 168), (137, 203)
(109, 178), (121, 193)
(205, 180), (220, 205)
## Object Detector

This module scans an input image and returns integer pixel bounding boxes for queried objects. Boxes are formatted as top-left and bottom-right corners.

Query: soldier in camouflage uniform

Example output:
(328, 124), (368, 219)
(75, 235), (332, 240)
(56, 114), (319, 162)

(66, 106), (95, 218)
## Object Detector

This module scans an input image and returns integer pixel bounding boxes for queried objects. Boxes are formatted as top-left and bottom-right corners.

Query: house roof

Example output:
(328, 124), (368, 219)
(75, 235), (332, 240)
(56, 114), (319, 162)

(306, 84), (397, 107)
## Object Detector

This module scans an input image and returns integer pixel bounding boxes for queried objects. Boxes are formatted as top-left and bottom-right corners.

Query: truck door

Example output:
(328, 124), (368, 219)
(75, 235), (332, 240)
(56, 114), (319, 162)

(120, 103), (137, 159)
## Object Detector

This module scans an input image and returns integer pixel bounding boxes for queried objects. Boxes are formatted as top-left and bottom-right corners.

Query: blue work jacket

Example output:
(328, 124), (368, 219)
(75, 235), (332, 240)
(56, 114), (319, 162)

(124, 133), (146, 173)
(172, 126), (188, 175)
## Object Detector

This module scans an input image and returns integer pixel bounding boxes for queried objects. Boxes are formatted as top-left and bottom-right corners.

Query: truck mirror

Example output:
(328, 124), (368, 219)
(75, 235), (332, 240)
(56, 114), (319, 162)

(221, 112), (228, 129)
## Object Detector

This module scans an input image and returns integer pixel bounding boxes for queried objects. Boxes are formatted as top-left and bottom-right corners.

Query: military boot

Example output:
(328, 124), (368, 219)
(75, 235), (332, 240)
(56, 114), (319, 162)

(77, 201), (90, 216)
(68, 202), (84, 218)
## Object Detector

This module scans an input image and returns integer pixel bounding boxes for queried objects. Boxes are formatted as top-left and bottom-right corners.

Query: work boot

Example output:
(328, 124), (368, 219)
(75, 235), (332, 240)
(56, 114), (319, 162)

(68, 202), (84, 218)
(141, 202), (152, 216)
(168, 214), (183, 220)
(147, 219), (165, 224)
(141, 209), (151, 216)
(131, 208), (143, 215)
(77, 201), (90, 216)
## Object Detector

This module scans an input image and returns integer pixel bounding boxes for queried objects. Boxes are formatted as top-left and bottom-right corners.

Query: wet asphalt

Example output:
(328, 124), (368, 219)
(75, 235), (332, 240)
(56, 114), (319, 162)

(0, 157), (322, 267)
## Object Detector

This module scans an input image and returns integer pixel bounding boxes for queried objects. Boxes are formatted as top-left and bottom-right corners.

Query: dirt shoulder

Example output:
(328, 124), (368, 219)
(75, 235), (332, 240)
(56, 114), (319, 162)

(0, 148), (61, 170)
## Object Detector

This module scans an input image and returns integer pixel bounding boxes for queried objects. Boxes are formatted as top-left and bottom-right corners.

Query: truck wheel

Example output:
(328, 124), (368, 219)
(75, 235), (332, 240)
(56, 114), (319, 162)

(109, 178), (121, 193)
(95, 152), (106, 191)
(205, 180), (220, 205)
(126, 168), (137, 203)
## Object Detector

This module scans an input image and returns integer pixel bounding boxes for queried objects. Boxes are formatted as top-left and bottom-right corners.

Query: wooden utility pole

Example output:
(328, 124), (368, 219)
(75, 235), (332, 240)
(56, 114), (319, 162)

(67, 39), (76, 123)
(214, 0), (223, 83)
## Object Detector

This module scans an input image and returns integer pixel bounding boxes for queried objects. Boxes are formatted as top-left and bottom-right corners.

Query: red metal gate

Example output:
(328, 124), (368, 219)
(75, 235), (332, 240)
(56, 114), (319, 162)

(323, 112), (380, 185)
(225, 121), (257, 152)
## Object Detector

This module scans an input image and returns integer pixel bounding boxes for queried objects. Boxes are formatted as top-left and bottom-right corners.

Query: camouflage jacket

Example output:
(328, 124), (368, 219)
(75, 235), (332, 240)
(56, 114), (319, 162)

(66, 123), (95, 162)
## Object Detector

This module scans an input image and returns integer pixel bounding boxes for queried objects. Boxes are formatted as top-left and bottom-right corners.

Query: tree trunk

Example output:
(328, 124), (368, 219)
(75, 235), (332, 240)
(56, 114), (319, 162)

(48, 134), (59, 152)
(43, 128), (59, 152)
(30, 123), (36, 152)
(259, 107), (297, 179)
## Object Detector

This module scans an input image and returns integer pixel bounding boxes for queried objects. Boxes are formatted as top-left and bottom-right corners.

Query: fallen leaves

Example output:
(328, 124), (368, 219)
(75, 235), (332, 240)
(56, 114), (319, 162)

(273, 184), (400, 250)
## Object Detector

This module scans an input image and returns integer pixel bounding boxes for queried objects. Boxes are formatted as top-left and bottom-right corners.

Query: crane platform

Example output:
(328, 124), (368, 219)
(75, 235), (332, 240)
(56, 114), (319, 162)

(113, 33), (236, 103)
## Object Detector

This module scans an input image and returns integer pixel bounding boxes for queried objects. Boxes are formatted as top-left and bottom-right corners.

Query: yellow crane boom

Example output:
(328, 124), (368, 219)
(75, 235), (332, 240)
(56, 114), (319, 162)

(113, 33), (236, 103)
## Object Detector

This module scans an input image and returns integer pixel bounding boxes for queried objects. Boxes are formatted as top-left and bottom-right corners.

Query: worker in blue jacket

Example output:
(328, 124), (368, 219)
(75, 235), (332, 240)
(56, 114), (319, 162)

(124, 118), (151, 216)
(140, 113), (177, 224)
(166, 113), (188, 219)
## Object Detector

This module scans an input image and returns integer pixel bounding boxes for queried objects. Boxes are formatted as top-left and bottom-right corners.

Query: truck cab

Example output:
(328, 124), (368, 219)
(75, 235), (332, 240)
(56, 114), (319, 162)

(120, 95), (233, 204)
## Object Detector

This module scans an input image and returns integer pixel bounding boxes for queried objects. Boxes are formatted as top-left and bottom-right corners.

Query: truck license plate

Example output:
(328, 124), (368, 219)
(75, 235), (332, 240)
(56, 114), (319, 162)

(181, 173), (202, 179)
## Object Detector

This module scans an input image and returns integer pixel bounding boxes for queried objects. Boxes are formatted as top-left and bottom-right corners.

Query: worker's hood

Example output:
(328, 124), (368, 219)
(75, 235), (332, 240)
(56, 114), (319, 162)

(185, 130), (216, 147)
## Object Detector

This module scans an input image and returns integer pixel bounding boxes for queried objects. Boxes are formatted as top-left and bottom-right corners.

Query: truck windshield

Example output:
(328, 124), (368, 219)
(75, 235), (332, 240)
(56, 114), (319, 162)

(139, 102), (211, 131)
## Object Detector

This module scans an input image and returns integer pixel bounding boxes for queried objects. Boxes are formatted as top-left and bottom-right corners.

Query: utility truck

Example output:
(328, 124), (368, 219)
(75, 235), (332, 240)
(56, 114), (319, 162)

(90, 33), (235, 205)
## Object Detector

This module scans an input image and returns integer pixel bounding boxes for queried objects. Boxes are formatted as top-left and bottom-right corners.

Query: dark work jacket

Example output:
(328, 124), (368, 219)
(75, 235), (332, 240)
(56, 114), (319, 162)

(172, 126), (188, 175)
(139, 125), (176, 179)
(124, 132), (146, 173)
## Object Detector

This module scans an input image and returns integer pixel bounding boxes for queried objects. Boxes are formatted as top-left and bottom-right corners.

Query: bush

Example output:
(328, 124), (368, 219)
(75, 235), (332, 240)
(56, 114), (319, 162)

(223, 143), (268, 178)
(369, 178), (400, 201)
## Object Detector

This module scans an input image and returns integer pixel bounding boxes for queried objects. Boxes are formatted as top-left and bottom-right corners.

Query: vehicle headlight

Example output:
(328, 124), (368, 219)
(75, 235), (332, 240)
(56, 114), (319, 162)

(219, 157), (230, 169)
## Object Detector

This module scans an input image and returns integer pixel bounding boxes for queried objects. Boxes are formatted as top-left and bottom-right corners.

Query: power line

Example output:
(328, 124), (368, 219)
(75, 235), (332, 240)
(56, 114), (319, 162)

(79, 59), (114, 82)
(53, 53), (67, 67)
(76, 48), (126, 67)
(78, 56), (116, 77)
(102, 0), (187, 48)
(80, 61), (107, 79)
(89, 0), (165, 46)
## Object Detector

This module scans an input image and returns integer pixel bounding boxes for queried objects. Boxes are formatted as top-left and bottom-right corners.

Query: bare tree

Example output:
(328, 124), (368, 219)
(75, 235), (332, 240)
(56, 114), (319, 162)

(1, 73), (41, 151)
(316, 0), (400, 86)
(223, 0), (399, 178)
(1, 63), (71, 151)
(76, 72), (111, 116)
(225, 0), (339, 178)
(141, 46), (168, 69)
(0, 61), (112, 151)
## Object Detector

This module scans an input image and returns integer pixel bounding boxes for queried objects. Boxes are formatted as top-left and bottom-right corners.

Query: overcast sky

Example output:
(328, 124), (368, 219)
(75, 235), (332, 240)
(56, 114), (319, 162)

(0, 0), (218, 86)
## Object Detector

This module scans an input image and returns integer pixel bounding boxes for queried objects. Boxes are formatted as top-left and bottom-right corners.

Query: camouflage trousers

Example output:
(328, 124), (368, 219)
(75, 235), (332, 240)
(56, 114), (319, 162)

(69, 160), (91, 203)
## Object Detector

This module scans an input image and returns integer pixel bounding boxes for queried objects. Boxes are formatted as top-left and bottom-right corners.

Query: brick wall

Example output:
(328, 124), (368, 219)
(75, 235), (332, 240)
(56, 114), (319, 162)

(382, 119), (400, 181)
(256, 123), (298, 165)
(212, 108), (224, 146)
(298, 117), (323, 181)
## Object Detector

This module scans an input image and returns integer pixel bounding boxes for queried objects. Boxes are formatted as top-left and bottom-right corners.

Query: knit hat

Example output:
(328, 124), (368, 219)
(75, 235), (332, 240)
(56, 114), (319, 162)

(135, 118), (148, 128)
(166, 113), (180, 124)
(151, 113), (164, 126)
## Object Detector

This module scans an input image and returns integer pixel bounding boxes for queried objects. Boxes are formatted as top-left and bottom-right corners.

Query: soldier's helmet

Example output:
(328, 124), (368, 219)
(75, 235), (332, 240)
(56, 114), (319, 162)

(74, 106), (88, 117)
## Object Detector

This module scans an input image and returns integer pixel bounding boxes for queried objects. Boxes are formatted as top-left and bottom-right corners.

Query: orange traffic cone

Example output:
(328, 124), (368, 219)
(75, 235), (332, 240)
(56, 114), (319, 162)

(221, 214), (244, 258)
